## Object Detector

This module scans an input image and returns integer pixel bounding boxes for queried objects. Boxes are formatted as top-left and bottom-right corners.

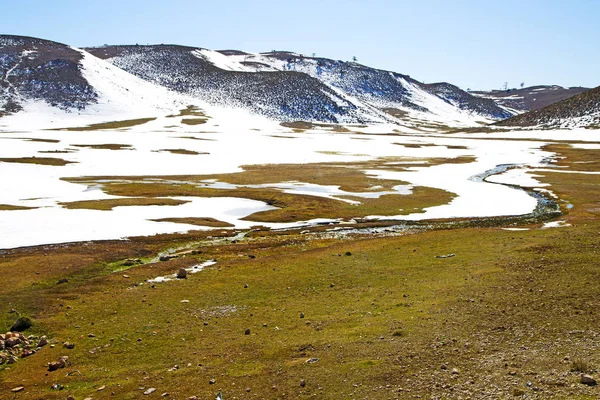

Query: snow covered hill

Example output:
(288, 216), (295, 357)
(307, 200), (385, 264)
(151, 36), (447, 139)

(0, 35), (198, 129)
(471, 85), (589, 113)
(217, 51), (512, 123)
(86, 45), (389, 124)
(496, 85), (600, 129)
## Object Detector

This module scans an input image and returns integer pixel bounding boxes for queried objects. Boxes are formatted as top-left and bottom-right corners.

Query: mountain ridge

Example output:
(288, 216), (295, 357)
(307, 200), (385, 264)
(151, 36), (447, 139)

(0, 34), (594, 128)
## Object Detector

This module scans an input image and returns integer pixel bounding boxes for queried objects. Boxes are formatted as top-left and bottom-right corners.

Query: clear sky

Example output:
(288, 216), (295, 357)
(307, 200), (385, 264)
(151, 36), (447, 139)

(2, 0), (598, 90)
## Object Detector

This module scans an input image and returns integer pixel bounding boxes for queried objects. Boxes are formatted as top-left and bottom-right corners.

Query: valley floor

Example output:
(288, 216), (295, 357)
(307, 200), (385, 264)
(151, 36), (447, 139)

(1, 120), (600, 399)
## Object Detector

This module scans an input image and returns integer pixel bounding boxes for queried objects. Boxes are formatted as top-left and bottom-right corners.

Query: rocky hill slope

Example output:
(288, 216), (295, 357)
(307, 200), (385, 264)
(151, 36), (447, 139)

(0, 35), (96, 116)
(496, 85), (600, 129)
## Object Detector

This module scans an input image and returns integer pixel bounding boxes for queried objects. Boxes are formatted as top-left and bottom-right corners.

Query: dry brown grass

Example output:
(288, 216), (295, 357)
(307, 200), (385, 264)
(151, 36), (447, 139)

(59, 197), (190, 210)
(0, 157), (75, 166)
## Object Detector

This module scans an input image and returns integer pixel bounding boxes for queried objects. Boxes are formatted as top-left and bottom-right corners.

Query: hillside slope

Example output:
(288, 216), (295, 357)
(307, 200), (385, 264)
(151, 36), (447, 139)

(496, 85), (600, 129)
(214, 51), (512, 124)
(86, 45), (389, 124)
(471, 85), (589, 113)
(0, 35), (195, 128)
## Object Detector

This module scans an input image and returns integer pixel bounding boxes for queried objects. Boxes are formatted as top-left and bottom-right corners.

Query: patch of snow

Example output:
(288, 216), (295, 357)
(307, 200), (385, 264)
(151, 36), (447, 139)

(541, 220), (571, 229)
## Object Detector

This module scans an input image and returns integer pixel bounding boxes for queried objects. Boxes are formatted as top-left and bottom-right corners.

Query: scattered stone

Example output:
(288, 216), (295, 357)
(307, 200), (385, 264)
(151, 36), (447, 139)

(88, 333), (96, 338)
(57, 278), (69, 284)
(248, 254), (256, 259)
(48, 360), (65, 371)
(300, 379), (306, 387)
(305, 357), (319, 364)
(345, 251), (352, 256)
(244, 329), (251, 335)
(180, 299), (190, 303)
(97, 385), (106, 391)
(144, 388), (157, 395)
(209, 379), (216, 385)
(123, 274), (130, 278)
(451, 368), (459, 374)
(6, 336), (21, 347)
(330, 283), (335, 288)
(21, 349), (35, 358)
(38, 335), (48, 347)
(11, 386), (24, 393)
(63, 342), (75, 349)
(435, 253), (455, 259)
(246, 387), (251, 392)
(188, 397), (198, 400)
(10, 317), (33, 332)
(176, 268), (187, 279)
(67, 396), (75, 400)
(300, 312), (305, 319)
(440, 364), (447, 370)
(581, 374), (597, 386)
(162, 393), (169, 397)
(244, 284), (249, 288)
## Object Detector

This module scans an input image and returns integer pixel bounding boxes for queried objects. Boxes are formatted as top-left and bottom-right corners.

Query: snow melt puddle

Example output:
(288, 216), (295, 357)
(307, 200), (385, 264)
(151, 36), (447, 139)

(147, 260), (217, 283)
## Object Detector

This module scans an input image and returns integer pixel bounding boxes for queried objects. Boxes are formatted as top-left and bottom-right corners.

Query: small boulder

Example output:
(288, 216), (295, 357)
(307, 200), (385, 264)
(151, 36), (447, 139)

(5, 336), (21, 347)
(581, 374), (597, 386)
(176, 268), (187, 279)
(11, 386), (24, 393)
(144, 388), (157, 395)
(10, 317), (33, 332)
(63, 341), (75, 349)
(38, 335), (48, 347)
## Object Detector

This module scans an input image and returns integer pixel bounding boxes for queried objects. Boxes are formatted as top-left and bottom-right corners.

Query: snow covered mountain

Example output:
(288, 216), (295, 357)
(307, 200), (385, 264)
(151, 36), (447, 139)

(471, 85), (589, 114)
(496, 85), (600, 129)
(2, 34), (591, 129)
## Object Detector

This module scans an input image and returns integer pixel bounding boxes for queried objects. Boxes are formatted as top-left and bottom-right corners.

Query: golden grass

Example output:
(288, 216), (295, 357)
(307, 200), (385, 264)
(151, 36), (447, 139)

(56, 118), (156, 131)
(156, 149), (207, 155)
(0, 157), (75, 166)
(181, 118), (208, 126)
(151, 217), (234, 228)
(71, 144), (133, 150)
(59, 198), (190, 211)
(0, 204), (35, 211)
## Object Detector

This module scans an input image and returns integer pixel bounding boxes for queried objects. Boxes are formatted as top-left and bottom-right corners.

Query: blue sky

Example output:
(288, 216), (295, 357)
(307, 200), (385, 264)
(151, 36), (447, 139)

(3, 0), (598, 90)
